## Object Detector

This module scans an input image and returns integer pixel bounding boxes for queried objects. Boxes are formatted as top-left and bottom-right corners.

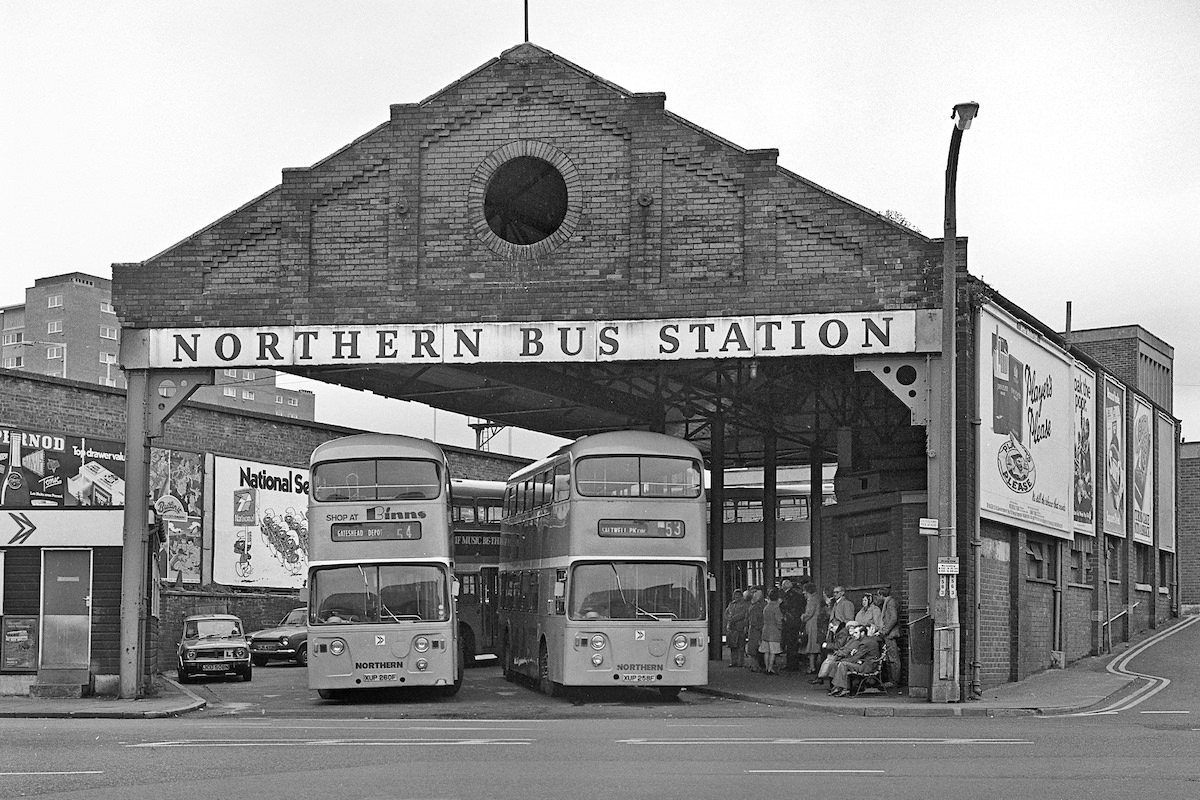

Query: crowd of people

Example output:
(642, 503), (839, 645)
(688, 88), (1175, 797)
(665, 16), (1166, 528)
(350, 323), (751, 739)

(722, 580), (901, 696)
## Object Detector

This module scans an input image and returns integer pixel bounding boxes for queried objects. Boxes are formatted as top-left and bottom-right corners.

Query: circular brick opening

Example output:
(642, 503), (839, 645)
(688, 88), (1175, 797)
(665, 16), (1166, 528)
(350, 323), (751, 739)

(484, 156), (568, 245)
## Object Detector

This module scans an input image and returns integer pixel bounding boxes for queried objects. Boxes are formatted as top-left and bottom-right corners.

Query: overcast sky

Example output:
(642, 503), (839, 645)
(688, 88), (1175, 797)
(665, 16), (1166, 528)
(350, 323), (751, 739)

(2, 1), (1197, 451)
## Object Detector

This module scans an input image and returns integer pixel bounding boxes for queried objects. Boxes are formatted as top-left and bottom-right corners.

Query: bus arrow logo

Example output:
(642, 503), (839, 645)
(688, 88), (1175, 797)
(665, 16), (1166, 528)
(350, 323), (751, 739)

(635, 630), (646, 641)
(8, 512), (36, 545)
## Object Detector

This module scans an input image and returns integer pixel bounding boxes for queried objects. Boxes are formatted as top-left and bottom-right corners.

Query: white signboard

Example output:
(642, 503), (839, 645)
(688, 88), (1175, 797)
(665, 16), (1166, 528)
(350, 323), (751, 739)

(1072, 362), (1096, 536)
(1157, 412), (1176, 553)
(0, 508), (123, 547)
(212, 456), (310, 589)
(977, 304), (1073, 539)
(130, 311), (934, 369)
(1130, 397), (1154, 543)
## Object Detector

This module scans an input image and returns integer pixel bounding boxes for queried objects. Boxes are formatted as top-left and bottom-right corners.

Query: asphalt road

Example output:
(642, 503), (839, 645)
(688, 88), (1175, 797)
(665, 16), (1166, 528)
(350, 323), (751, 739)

(4, 625), (1200, 800)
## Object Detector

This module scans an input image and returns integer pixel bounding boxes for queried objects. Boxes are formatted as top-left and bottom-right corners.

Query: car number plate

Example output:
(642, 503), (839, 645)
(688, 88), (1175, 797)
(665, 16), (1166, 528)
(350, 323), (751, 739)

(361, 673), (398, 683)
(201, 663), (229, 672)
(256, 643), (277, 650)
(619, 674), (656, 682)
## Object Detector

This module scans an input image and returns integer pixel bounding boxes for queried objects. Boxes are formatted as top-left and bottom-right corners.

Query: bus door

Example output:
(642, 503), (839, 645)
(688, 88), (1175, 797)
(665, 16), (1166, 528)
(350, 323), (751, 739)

(480, 566), (499, 651)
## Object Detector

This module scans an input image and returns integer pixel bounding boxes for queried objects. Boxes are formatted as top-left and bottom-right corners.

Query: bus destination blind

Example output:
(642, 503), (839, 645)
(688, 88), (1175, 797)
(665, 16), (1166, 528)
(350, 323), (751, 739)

(597, 519), (685, 538)
(331, 521), (422, 541)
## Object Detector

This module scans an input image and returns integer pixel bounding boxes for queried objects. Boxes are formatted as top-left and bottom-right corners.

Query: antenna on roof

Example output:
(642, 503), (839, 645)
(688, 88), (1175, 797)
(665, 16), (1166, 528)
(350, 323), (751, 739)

(524, 0), (530, 42)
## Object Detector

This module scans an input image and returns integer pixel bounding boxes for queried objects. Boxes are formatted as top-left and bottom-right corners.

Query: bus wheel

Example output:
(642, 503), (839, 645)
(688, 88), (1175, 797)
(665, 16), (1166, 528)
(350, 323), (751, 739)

(460, 627), (477, 668)
(658, 686), (682, 701)
(441, 650), (465, 697)
(538, 641), (562, 698)
(317, 688), (340, 700)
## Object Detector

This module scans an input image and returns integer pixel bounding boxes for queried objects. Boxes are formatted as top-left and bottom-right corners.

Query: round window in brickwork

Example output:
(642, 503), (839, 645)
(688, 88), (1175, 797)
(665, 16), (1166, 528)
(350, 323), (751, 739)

(470, 141), (581, 259)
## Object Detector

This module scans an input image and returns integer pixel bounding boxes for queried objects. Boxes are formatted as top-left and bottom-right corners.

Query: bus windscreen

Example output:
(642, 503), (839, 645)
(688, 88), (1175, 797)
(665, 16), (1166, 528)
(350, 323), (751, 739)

(570, 562), (704, 621)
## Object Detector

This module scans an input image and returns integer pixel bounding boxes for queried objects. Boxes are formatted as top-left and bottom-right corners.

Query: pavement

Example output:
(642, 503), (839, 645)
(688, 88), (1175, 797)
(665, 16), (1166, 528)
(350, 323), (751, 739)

(0, 649), (1138, 719)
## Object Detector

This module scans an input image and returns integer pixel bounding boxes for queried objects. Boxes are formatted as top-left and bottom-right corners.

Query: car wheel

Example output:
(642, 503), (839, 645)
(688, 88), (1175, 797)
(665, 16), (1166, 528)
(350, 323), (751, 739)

(252, 655), (269, 667)
(242, 665), (253, 682)
(295, 644), (308, 666)
(177, 668), (192, 684)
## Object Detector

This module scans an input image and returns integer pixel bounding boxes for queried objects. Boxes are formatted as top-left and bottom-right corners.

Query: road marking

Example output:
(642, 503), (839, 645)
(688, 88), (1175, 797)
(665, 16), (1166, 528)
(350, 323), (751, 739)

(747, 769), (886, 774)
(1069, 615), (1200, 716)
(0, 771), (104, 776)
(618, 737), (1031, 745)
(129, 738), (532, 748)
(1138, 710), (1190, 714)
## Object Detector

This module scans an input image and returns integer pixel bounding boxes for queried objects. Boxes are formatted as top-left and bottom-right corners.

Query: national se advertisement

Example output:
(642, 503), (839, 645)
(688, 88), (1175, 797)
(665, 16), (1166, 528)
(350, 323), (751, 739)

(978, 305), (1075, 539)
(212, 455), (310, 589)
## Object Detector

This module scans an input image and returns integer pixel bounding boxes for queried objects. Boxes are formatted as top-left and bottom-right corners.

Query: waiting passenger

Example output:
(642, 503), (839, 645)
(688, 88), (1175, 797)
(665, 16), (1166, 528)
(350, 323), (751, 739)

(827, 622), (881, 697)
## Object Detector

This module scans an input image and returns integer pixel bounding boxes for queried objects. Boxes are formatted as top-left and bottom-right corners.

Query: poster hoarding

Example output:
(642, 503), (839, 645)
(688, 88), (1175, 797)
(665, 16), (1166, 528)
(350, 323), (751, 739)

(212, 455), (310, 589)
(1155, 412), (1176, 552)
(1131, 396), (1153, 543)
(1101, 378), (1127, 537)
(1072, 362), (1096, 535)
(0, 429), (125, 508)
(977, 304), (1073, 539)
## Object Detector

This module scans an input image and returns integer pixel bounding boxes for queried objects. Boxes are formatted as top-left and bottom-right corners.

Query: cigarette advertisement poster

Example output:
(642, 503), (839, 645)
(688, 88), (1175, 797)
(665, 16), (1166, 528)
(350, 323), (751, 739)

(150, 448), (204, 585)
(1102, 378), (1127, 537)
(212, 455), (310, 589)
(1155, 412), (1176, 552)
(0, 428), (126, 508)
(1131, 396), (1153, 543)
(1072, 362), (1096, 536)
(978, 304), (1073, 539)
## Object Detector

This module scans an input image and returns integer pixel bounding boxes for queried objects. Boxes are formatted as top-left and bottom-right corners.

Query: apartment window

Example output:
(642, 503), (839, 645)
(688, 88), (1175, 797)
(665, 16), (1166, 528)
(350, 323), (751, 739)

(100, 301), (114, 314)
(2, 357), (22, 369)
(99, 326), (118, 340)
(1025, 538), (1057, 581)
(46, 346), (64, 360)
(288, 413), (298, 419)
(47, 320), (63, 334)
(242, 370), (255, 380)
(287, 397), (299, 407)
(242, 390), (255, 401)
(223, 387), (236, 398)
(48, 295), (63, 308)
(275, 395), (284, 404)
(1, 333), (22, 346)
(99, 352), (117, 364)
(224, 368), (239, 378)
(99, 376), (117, 387)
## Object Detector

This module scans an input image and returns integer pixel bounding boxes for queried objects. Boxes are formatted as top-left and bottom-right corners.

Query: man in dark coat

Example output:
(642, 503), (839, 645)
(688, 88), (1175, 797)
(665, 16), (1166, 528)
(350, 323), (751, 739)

(779, 577), (806, 671)
(828, 622), (881, 697)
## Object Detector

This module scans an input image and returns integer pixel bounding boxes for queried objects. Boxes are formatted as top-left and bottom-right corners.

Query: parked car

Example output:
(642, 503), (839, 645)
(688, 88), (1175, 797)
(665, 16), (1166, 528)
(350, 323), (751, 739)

(176, 613), (252, 683)
(248, 607), (308, 666)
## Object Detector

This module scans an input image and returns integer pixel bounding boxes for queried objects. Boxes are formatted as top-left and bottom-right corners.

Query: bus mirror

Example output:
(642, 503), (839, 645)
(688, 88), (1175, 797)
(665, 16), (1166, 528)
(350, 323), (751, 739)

(452, 579), (461, 598)
(554, 581), (565, 599)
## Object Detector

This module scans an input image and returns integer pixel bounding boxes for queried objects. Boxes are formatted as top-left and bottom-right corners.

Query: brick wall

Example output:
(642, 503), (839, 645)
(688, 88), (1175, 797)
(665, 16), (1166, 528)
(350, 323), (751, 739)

(1181, 443), (1200, 609)
(977, 531), (1013, 688)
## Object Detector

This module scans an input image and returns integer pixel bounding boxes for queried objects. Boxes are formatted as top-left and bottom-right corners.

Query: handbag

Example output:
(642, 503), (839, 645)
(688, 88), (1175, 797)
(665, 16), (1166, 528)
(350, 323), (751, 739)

(817, 654), (837, 679)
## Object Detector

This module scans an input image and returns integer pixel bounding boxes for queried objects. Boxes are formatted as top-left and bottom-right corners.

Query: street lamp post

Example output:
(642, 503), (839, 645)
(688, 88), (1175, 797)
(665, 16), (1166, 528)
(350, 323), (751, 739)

(932, 101), (978, 704)
(19, 339), (67, 380)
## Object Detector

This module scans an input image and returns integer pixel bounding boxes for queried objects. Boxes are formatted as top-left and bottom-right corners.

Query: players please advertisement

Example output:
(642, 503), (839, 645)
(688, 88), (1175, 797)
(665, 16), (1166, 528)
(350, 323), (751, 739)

(978, 305), (1075, 538)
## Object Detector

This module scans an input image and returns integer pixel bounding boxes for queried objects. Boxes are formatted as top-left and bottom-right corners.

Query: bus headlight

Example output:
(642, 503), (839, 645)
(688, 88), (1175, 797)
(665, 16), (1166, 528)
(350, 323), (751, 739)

(672, 634), (688, 651)
(590, 634), (605, 650)
(415, 659), (429, 671)
(591, 653), (604, 667)
(674, 653), (687, 667)
(329, 638), (346, 656)
(414, 636), (431, 653)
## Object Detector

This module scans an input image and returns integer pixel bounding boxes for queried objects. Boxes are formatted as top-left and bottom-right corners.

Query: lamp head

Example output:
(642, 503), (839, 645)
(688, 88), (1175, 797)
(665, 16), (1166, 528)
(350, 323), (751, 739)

(952, 102), (980, 131)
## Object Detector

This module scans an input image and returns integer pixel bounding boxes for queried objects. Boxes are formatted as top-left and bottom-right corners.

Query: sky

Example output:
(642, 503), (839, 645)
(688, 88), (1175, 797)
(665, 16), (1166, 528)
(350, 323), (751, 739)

(2, 1), (1198, 451)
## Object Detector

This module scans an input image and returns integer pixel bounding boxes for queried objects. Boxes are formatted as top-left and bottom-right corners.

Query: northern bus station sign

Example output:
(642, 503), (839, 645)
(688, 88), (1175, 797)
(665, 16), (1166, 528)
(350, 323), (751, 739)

(131, 310), (939, 369)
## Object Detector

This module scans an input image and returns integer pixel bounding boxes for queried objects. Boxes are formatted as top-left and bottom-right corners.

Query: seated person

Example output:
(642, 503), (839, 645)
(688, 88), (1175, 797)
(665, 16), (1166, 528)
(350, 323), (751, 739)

(809, 619), (850, 685)
(827, 622), (881, 697)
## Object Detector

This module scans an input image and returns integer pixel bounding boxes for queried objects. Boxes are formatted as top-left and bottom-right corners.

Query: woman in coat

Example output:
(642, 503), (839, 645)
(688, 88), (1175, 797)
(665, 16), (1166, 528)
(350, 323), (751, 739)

(722, 588), (751, 667)
(744, 587), (766, 672)
(759, 588), (784, 675)
(800, 582), (824, 673)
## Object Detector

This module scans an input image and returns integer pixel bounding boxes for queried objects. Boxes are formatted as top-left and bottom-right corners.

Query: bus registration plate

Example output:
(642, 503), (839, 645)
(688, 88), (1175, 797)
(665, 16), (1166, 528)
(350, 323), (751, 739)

(362, 673), (398, 683)
(619, 674), (657, 683)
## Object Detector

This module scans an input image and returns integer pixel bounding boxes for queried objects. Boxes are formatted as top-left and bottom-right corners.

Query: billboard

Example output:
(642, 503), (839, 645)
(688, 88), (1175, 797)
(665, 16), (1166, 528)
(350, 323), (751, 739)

(977, 304), (1074, 539)
(212, 455), (310, 589)
(1157, 412), (1176, 553)
(1131, 396), (1153, 543)
(0, 429), (125, 508)
(1072, 363), (1096, 535)
(1101, 378), (1127, 537)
